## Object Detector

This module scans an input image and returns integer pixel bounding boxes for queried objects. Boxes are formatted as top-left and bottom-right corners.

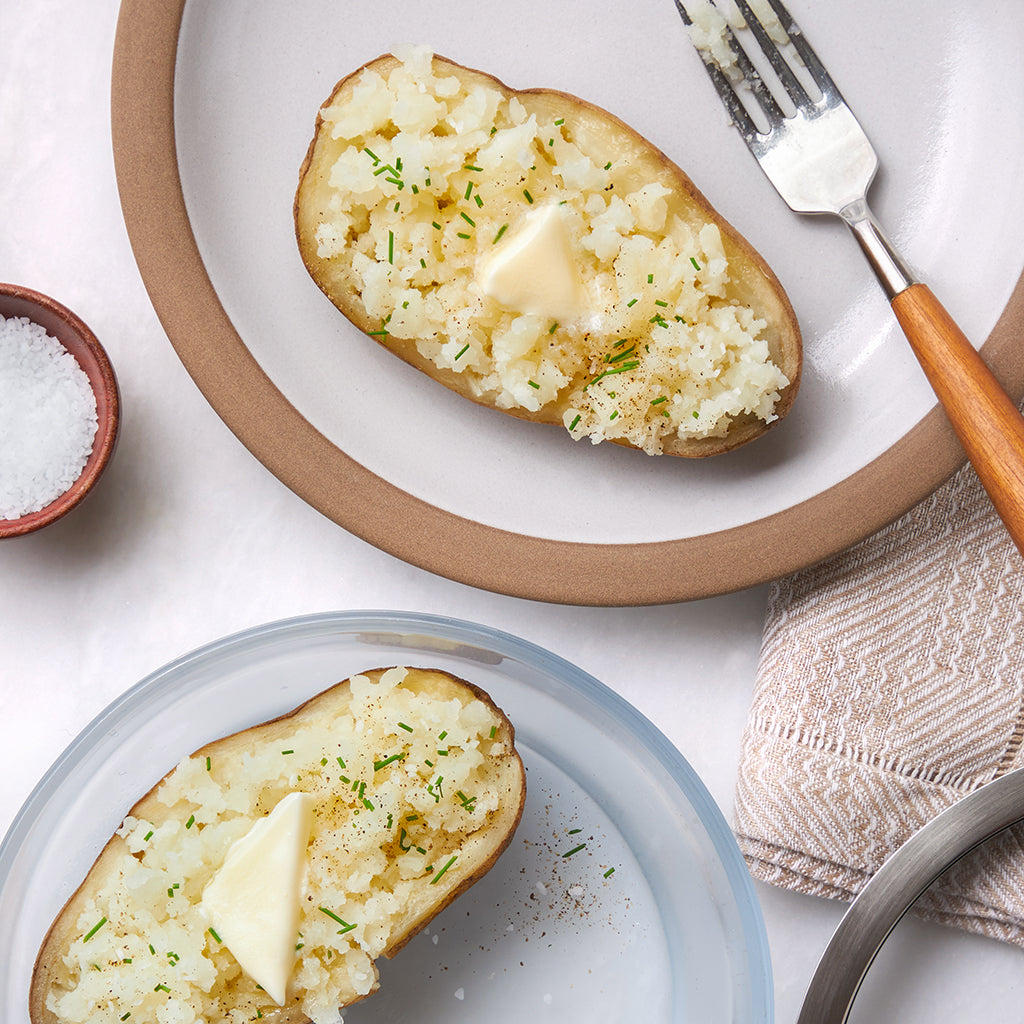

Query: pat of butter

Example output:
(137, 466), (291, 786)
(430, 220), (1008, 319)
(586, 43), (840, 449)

(201, 791), (314, 1006)
(476, 202), (583, 320)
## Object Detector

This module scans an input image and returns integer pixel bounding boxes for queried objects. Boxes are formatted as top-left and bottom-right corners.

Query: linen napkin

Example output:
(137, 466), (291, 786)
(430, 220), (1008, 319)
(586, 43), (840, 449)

(733, 445), (1024, 946)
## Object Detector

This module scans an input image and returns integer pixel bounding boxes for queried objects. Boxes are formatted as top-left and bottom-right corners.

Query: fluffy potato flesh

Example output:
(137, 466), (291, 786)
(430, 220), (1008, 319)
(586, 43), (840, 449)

(295, 46), (801, 457)
(30, 668), (526, 1024)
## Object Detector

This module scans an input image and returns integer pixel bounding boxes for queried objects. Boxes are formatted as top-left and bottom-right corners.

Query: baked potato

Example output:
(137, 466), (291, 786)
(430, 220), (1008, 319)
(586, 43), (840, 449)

(295, 46), (801, 457)
(30, 667), (526, 1024)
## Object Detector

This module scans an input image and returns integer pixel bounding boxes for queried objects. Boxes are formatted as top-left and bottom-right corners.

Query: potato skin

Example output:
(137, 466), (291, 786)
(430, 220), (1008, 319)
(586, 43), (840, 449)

(295, 54), (802, 457)
(30, 668), (526, 1024)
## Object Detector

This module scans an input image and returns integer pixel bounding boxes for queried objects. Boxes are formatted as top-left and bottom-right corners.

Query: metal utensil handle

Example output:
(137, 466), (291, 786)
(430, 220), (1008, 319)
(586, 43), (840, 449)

(797, 766), (1024, 1024)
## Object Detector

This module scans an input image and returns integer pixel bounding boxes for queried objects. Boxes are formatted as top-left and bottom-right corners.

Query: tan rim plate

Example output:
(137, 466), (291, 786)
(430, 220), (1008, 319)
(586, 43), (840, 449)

(110, 0), (1024, 606)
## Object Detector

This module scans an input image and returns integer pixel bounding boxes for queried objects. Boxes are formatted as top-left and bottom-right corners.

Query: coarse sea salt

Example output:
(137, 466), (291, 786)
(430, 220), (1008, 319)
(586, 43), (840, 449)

(0, 314), (98, 520)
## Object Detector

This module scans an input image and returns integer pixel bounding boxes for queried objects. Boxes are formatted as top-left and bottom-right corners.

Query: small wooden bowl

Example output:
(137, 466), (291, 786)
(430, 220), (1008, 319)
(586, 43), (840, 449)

(0, 284), (121, 538)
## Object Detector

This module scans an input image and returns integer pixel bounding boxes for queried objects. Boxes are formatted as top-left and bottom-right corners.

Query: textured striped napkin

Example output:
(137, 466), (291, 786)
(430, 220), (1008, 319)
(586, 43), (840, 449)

(734, 449), (1024, 945)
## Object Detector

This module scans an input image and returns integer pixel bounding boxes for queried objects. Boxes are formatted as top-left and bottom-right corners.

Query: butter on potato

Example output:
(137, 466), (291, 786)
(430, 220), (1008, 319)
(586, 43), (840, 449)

(294, 45), (801, 457)
(30, 668), (526, 1024)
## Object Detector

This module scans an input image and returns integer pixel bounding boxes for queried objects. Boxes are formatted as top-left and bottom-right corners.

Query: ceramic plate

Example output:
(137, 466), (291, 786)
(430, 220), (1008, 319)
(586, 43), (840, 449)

(0, 611), (771, 1023)
(110, 1), (1024, 603)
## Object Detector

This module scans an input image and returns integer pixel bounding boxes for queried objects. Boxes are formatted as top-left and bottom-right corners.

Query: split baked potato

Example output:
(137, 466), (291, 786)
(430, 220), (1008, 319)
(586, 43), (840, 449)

(295, 46), (801, 457)
(30, 667), (526, 1024)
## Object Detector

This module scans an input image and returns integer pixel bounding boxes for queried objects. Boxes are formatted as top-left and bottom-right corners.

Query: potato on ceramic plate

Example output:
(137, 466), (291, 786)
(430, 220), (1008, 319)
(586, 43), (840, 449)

(30, 667), (526, 1024)
(294, 46), (801, 457)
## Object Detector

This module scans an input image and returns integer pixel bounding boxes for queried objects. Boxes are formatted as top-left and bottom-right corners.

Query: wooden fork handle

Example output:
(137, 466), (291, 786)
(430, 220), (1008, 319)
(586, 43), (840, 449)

(891, 283), (1024, 556)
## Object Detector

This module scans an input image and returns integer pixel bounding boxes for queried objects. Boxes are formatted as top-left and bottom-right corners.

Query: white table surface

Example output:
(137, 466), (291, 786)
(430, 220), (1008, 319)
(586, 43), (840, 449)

(2, 5), (1023, 1023)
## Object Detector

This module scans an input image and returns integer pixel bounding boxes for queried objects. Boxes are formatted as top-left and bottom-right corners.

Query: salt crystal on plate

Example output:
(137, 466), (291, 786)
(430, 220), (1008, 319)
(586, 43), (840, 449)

(0, 314), (98, 520)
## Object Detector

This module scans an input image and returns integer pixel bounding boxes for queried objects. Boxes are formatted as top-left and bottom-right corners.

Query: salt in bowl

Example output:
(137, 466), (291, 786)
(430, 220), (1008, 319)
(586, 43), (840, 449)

(0, 284), (120, 538)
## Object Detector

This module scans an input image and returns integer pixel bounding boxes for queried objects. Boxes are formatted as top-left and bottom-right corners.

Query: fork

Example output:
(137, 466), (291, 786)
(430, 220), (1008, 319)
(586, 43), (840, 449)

(675, 0), (1024, 557)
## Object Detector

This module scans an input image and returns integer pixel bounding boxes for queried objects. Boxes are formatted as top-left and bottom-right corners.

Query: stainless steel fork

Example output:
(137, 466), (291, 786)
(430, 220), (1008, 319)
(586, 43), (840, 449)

(676, 0), (1024, 556)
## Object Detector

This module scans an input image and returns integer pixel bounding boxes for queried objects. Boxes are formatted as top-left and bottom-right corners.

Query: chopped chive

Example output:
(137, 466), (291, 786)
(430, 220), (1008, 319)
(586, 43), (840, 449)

(614, 338), (632, 347)
(464, 164), (483, 172)
(464, 181), (474, 200)
(562, 843), (587, 858)
(425, 758), (434, 767)
(455, 343), (470, 360)
(604, 866), (616, 878)
(406, 813), (419, 821)
(411, 183), (419, 194)
(144, 830), (154, 842)
(693, 410), (700, 419)
(83, 917), (107, 942)
(395, 156), (403, 172)
(340, 775), (350, 785)
(554, 118), (565, 125)
(493, 223), (509, 243)
(548, 138), (554, 146)
(459, 211), (475, 227)
(149, 944), (156, 955)
(431, 855), (457, 884)
(474, 194), (484, 208)
(337, 756), (347, 769)
(690, 256), (701, 271)
(205, 756), (211, 771)
(569, 413), (581, 430)
(319, 907), (350, 926)
(398, 722), (414, 732)
(388, 230), (394, 264)
(523, 189), (534, 203)
(457, 232), (471, 239)
(121, 1014), (132, 1021)
(437, 749), (450, 756)
(548, 322), (558, 334)
(387, 813), (393, 828)
(606, 344), (636, 364)
(528, 380), (540, 390)
(584, 362), (640, 389)
(393, 201), (400, 212)
(654, 299), (669, 307)
(604, 160), (612, 169)
(650, 396), (668, 405)
(209, 927), (222, 943)
(384, 176), (404, 189)
(489, 726), (498, 738)
(648, 273), (654, 283)
(609, 410), (619, 421)
(568, 828), (582, 834)
(399, 828), (413, 851)
(185, 814), (195, 829)
(362, 798), (375, 811)
(626, 297), (638, 307)
(154, 984), (171, 994)
(438, 731), (448, 741)
(363, 147), (380, 163)
(281, 749), (294, 756)
(374, 753), (406, 771)
(432, 221), (442, 230)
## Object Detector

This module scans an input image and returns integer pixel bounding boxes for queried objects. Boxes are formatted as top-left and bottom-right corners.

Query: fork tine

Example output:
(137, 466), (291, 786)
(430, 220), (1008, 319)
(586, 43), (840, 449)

(674, 0), (787, 137)
(731, 0), (812, 108)
(757, 0), (844, 102)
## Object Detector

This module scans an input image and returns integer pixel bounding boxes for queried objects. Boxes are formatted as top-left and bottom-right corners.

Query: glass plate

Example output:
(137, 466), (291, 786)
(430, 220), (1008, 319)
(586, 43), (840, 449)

(0, 611), (770, 1023)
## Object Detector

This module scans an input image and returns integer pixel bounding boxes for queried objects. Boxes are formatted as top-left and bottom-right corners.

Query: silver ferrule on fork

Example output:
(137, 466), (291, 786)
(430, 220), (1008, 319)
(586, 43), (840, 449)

(839, 199), (918, 299)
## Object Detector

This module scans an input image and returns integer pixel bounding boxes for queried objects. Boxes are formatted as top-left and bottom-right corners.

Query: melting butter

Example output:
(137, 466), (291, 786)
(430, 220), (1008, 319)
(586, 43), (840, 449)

(201, 791), (314, 1006)
(476, 201), (583, 320)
